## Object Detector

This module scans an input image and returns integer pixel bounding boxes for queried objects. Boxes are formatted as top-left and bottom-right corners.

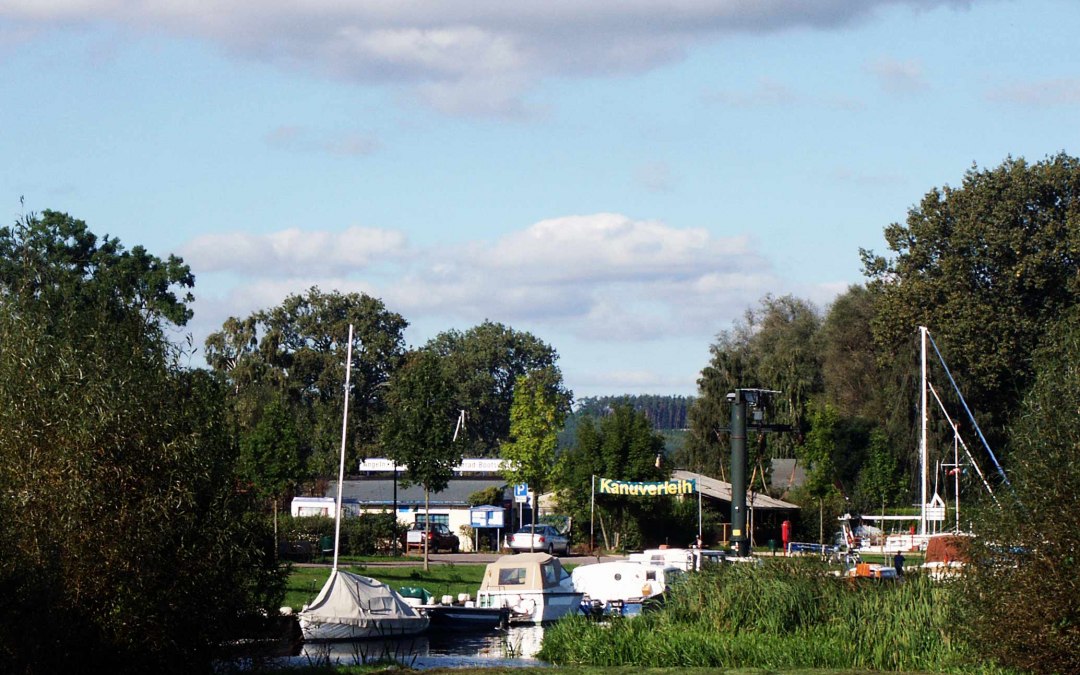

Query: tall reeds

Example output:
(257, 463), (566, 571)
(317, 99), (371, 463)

(540, 559), (1002, 672)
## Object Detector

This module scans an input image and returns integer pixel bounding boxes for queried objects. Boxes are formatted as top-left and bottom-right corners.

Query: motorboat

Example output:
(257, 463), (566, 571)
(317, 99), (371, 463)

(628, 547), (725, 571)
(571, 560), (682, 618)
(401, 589), (510, 630)
(298, 569), (430, 641)
(475, 552), (583, 624)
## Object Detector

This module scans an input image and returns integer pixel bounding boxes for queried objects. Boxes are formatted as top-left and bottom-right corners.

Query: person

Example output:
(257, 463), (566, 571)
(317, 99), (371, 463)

(893, 551), (906, 577)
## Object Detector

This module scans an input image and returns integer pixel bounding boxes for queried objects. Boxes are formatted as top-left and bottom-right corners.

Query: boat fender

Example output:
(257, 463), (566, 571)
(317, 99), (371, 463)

(641, 583), (652, 597)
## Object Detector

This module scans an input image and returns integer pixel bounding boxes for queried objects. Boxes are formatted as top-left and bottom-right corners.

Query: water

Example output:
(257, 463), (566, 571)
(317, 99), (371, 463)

(275, 625), (547, 670)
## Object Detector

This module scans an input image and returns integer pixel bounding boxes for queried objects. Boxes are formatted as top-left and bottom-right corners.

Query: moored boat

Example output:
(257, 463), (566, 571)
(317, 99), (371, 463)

(476, 552), (583, 624)
(571, 560), (682, 618)
(297, 569), (430, 641)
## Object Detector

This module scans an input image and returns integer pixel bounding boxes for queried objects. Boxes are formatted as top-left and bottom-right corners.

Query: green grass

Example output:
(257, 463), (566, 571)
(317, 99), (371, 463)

(540, 559), (1007, 673)
(283, 563), (488, 611)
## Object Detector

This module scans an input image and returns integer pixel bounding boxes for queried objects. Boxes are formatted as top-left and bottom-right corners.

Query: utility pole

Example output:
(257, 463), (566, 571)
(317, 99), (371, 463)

(727, 389), (790, 558)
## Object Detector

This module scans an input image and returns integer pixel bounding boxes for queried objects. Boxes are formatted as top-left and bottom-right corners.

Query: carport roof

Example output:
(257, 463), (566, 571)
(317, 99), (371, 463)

(673, 470), (800, 511)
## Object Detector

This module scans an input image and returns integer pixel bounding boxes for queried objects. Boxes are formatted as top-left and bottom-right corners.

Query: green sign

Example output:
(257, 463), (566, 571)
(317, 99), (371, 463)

(598, 477), (697, 496)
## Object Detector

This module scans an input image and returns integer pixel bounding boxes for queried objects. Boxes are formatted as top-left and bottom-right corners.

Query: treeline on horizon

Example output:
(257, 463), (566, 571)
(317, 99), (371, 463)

(572, 394), (693, 430)
(1, 153), (1078, 673)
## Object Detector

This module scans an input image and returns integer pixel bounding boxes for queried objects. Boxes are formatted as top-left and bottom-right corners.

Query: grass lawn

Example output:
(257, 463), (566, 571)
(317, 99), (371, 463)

(283, 562), (488, 611)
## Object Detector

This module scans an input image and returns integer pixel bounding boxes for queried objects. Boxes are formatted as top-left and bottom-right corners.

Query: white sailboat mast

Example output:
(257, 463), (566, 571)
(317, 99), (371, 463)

(332, 324), (355, 573)
(919, 326), (929, 537)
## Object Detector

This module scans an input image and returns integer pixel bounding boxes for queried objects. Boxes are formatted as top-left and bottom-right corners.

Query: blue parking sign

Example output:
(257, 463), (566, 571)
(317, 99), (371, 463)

(514, 483), (529, 503)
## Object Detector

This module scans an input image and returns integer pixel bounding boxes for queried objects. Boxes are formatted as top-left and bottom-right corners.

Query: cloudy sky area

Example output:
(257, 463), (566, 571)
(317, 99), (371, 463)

(3, 1), (1078, 396)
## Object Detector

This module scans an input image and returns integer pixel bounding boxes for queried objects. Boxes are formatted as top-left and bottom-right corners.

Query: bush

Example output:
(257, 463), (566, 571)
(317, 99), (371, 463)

(279, 512), (403, 557)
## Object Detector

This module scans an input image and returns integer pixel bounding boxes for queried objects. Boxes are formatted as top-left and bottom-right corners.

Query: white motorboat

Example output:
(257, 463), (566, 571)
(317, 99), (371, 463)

(298, 569), (430, 641)
(571, 560), (682, 617)
(476, 552), (583, 624)
(628, 547), (725, 571)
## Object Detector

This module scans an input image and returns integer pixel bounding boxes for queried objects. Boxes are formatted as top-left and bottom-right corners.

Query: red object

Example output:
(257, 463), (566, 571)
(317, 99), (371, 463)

(781, 520), (791, 546)
(910, 525), (916, 535)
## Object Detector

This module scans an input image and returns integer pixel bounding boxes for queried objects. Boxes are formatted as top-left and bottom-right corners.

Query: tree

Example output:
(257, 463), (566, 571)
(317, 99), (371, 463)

(237, 394), (303, 546)
(206, 287), (408, 478)
(379, 350), (463, 570)
(684, 294), (822, 478)
(959, 307), (1080, 674)
(500, 368), (568, 550)
(862, 153), (1080, 454)
(0, 210), (195, 332)
(427, 320), (569, 455)
(556, 405), (669, 551)
(798, 401), (843, 544)
(0, 213), (282, 673)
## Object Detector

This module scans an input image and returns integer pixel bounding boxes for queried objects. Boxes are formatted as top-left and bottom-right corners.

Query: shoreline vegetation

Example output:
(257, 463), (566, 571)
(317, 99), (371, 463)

(540, 560), (992, 673)
(275, 555), (1009, 675)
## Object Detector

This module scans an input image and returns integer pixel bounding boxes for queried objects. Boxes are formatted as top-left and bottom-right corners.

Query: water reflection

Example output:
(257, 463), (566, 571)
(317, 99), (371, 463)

(286, 625), (547, 670)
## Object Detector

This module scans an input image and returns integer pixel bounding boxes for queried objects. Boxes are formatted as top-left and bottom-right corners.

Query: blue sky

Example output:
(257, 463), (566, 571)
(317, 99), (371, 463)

(3, 1), (1078, 398)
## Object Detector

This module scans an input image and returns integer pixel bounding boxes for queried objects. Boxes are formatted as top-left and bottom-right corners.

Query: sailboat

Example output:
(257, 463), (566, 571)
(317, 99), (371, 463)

(298, 324), (429, 641)
(877, 326), (1007, 555)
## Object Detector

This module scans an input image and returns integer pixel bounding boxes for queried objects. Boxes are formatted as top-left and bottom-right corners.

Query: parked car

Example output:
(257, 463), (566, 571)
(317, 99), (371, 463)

(405, 523), (460, 553)
(506, 524), (570, 555)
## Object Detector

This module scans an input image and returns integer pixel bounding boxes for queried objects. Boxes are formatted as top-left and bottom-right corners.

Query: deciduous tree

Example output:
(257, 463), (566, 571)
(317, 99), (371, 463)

(379, 350), (462, 570)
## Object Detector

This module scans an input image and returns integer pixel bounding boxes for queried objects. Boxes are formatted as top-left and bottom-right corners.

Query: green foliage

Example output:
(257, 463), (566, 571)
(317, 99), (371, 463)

(380, 350), (463, 567)
(683, 294), (822, 478)
(278, 514), (402, 558)
(957, 307), (1080, 674)
(863, 153), (1080, 454)
(467, 485), (505, 506)
(556, 405), (675, 550)
(541, 561), (985, 672)
(205, 287), (407, 477)
(237, 395), (302, 502)
(0, 210), (195, 330)
(501, 368), (567, 528)
(427, 320), (570, 456)
(0, 215), (281, 673)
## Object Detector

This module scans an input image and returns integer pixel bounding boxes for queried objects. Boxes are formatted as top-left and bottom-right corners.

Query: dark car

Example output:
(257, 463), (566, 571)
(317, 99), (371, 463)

(405, 523), (460, 553)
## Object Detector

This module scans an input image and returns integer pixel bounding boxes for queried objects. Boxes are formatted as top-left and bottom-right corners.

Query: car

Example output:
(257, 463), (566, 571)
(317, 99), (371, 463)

(506, 524), (571, 555)
(405, 522), (460, 553)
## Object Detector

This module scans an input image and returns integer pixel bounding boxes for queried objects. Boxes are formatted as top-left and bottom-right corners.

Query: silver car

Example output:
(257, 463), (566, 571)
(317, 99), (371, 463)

(506, 524), (570, 555)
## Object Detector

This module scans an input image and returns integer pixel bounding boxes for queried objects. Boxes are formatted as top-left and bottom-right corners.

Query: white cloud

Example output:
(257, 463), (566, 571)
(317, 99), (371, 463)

(181, 212), (780, 346)
(180, 226), (408, 276)
(3, 0), (980, 116)
(867, 57), (929, 94)
(986, 78), (1080, 107)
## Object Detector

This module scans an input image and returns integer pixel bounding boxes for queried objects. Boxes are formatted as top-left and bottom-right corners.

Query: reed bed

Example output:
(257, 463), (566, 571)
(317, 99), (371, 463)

(540, 559), (999, 672)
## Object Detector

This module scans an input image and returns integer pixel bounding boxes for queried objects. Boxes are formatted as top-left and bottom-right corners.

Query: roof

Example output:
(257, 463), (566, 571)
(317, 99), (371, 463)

(672, 470), (800, 511)
(330, 478), (511, 507)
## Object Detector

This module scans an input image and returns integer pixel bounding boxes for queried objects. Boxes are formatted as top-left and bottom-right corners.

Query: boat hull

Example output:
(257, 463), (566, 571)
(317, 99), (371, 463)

(477, 590), (583, 624)
(422, 604), (508, 629)
(299, 615), (429, 641)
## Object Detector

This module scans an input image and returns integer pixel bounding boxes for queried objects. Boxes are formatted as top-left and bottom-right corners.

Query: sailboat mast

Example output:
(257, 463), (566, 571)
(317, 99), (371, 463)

(920, 326), (929, 537)
(332, 324), (355, 573)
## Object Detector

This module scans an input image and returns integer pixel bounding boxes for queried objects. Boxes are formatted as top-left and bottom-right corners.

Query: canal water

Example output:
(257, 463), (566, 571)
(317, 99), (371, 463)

(275, 625), (547, 670)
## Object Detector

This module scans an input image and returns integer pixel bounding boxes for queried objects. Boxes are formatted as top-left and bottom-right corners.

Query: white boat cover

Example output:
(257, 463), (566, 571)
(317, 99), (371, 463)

(299, 569), (427, 638)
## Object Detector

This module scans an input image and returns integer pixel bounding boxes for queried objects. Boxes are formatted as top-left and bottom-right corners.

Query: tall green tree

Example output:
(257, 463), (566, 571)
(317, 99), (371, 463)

(379, 350), (463, 570)
(500, 368), (569, 549)
(862, 153), (1080, 455)
(0, 210), (195, 332)
(0, 213), (282, 673)
(556, 405), (670, 551)
(427, 320), (568, 455)
(206, 287), (407, 478)
(959, 307), (1080, 674)
(684, 294), (822, 478)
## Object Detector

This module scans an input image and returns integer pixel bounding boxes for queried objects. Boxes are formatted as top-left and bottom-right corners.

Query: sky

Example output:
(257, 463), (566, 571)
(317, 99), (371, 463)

(2, 1), (1078, 399)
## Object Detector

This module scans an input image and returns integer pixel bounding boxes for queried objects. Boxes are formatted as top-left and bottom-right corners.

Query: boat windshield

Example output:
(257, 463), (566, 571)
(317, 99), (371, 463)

(497, 567), (527, 585)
